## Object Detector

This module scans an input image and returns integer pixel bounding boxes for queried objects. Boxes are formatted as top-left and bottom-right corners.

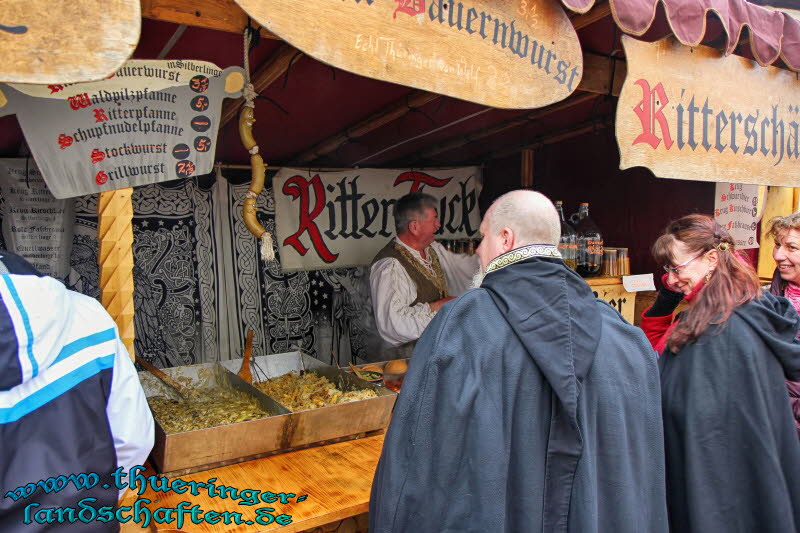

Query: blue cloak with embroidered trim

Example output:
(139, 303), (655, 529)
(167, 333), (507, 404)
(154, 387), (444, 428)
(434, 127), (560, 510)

(369, 251), (668, 533)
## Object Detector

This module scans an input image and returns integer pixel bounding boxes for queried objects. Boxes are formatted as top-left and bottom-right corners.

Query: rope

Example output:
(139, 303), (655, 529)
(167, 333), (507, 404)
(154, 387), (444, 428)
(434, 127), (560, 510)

(242, 31), (257, 109)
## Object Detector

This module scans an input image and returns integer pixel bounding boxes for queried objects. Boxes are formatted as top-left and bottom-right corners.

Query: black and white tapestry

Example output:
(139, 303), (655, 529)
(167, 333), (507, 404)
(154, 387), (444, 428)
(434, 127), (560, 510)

(65, 175), (222, 367)
(220, 169), (377, 367)
(0, 169), (378, 368)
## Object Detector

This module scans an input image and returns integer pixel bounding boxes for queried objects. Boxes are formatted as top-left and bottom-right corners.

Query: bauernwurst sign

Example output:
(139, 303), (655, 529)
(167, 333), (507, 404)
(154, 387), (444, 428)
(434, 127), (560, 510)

(235, 0), (582, 109)
(274, 167), (482, 271)
(617, 36), (800, 186)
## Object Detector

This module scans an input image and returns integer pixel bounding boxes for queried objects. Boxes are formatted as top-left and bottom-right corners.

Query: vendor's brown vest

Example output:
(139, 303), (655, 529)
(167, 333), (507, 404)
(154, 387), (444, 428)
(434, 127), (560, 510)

(371, 241), (445, 306)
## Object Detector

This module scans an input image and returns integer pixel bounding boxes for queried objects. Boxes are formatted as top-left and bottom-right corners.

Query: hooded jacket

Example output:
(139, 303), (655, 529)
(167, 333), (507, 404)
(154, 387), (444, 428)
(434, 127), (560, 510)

(659, 290), (800, 533)
(370, 247), (668, 533)
(0, 266), (154, 532)
(769, 267), (800, 438)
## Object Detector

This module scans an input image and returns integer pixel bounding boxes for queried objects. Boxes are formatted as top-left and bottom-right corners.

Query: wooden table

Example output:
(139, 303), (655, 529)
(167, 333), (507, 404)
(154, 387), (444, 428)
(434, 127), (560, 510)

(120, 435), (384, 532)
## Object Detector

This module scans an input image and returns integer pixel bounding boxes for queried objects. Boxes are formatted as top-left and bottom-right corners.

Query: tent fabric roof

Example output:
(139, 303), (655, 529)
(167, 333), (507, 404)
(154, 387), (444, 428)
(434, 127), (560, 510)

(561, 0), (800, 70)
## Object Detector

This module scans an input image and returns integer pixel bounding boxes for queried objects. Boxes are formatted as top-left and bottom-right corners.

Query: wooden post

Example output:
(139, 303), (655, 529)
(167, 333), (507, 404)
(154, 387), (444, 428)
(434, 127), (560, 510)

(97, 189), (135, 360)
(521, 149), (534, 189)
(758, 186), (796, 279)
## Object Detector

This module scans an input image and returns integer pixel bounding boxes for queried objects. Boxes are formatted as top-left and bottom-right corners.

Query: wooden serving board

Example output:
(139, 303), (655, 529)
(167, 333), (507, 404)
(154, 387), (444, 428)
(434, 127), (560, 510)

(120, 435), (384, 532)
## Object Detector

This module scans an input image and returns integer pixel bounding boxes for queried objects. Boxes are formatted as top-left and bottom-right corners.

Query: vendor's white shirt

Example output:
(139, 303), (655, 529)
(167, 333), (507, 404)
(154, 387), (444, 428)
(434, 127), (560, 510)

(370, 238), (479, 346)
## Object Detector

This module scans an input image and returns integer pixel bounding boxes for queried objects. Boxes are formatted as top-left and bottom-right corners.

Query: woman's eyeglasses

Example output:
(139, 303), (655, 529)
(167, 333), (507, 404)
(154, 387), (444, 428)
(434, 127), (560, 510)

(663, 251), (706, 275)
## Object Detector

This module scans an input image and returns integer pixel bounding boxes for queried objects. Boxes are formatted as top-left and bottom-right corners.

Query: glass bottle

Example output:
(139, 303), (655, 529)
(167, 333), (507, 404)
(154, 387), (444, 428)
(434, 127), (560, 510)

(554, 201), (578, 270)
(575, 202), (604, 277)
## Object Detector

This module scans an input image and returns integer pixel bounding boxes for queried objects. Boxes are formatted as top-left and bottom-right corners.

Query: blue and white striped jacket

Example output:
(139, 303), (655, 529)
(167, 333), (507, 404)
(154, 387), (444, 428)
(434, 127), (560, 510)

(0, 274), (154, 531)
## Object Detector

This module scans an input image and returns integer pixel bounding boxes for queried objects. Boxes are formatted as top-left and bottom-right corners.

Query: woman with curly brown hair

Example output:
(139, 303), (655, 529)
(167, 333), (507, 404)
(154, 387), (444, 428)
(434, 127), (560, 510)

(768, 212), (800, 439)
(643, 214), (800, 533)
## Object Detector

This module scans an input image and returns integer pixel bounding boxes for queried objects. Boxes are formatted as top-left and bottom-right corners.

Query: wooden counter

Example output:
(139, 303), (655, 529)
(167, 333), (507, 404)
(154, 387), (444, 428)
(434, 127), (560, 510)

(120, 434), (384, 532)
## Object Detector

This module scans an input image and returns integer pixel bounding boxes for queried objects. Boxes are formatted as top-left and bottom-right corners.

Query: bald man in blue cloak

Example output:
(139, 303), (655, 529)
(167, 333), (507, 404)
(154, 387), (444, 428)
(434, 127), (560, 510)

(369, 190), (668, 533)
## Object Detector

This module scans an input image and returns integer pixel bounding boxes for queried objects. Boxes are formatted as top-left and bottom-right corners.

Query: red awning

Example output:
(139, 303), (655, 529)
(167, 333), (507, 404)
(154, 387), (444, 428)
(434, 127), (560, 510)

(562, 0), (800, 70)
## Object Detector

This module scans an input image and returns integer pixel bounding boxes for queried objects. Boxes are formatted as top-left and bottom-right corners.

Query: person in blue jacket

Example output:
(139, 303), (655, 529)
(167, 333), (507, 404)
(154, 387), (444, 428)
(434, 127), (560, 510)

(0, 250), (154, 532)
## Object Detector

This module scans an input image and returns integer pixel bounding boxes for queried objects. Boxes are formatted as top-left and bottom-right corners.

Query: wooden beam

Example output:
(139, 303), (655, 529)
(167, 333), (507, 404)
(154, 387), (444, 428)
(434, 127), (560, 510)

(97, 189), (136, 360)
(410, 50), (622, 162)
(570, 1), (612, 30)
(220, 44), (303, 128)
(415, 92), (597, 161)
(578, 52), (626, 96)
(141, 0), (279, 39)
(520, 149), (534, 188)
(490, 116), (613, 160)
(291, 91), (441, 165)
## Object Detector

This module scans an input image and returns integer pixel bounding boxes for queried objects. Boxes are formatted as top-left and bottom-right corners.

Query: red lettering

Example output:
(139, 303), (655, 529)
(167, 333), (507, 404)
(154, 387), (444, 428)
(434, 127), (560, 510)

(393, 171), (452, 192)
(48, 85), (64, 94)
(632, 79), (673, 150)
(394, 0), (425, 18)
(90, 149), (105, 164)
(95, 171), (108, 185)
(93, 109), (108, 123)
(68, 93), (92, 111)
(282, 175), (339, 263)
(57, 134), (73, 150)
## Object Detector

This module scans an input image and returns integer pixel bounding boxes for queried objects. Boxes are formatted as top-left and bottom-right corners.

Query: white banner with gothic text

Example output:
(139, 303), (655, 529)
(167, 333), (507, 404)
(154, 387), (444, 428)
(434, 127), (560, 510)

(274, 167), (482, 271)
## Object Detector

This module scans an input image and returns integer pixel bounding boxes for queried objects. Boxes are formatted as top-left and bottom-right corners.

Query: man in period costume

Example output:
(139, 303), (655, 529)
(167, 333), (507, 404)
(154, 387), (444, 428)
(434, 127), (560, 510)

(369, 192), (478, 357)
(369, 190), (668, 533)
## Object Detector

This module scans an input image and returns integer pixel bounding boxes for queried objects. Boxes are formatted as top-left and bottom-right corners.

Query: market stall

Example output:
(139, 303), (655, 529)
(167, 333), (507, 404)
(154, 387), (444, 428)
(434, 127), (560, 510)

(1, 0), (800, 530)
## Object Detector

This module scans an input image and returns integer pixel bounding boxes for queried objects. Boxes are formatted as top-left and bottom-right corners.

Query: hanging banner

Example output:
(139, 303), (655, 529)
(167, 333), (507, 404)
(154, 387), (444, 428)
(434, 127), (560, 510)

(234, 0), (582, 109)
(713, 182), (762, 249)
(0, 159), (75, 277)
(274, 167), (482, 271)
(0, 0), (140, 84)
(617, 36), (800, 186)
(0, 60), (245, 199)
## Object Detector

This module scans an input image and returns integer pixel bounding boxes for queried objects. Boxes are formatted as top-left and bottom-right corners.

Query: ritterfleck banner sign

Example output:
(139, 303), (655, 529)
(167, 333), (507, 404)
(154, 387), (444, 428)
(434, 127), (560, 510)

(0, 60), (244, 199)
(234, 0), (582, 109)
(0, 158), (74, 277)
(274, 167), (482, 271)
(617, 36), (800, 186)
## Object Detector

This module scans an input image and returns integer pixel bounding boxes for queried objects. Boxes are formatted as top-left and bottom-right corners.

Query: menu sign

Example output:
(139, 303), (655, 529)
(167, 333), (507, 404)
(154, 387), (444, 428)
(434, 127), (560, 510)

(714, 182), (761, 249)
(0, 159), (74, 277)
(0, 60), (244, 199)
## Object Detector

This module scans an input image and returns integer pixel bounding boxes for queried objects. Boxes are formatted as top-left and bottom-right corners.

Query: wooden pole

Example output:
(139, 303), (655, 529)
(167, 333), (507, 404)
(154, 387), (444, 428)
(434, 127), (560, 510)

(97, 188), (135, 360)
(521, 149), (534, 189)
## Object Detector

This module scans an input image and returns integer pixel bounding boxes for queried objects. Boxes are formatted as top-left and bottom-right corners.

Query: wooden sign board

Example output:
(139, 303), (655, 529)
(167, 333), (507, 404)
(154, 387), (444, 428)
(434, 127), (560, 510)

(235, 0), (582, 109)
(0, 61), (244, 198)
(617, 36), (800, 186)
(589, 280), (635, 324)
(0, 0), (140, 84)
